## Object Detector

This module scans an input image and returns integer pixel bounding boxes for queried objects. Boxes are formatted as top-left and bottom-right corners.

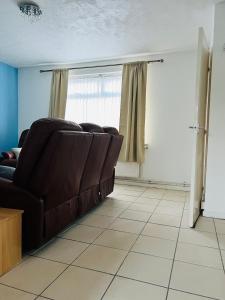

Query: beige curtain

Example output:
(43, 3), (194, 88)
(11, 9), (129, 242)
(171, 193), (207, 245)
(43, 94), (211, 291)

(49, 69), (69, 118)
(119, 62), (148, 163)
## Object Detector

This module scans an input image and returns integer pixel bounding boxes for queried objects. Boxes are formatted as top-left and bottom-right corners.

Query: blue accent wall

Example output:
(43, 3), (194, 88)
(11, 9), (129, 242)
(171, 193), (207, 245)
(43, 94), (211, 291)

(0, 62), (18, 153)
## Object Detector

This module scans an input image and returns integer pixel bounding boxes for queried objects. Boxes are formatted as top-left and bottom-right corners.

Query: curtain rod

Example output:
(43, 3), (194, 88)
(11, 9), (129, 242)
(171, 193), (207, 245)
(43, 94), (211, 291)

(40, 59), (164, 73)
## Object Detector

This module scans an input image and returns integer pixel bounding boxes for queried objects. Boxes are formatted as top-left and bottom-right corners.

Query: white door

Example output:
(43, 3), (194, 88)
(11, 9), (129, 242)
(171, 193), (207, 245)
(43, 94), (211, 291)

(189, 28), (210, 227)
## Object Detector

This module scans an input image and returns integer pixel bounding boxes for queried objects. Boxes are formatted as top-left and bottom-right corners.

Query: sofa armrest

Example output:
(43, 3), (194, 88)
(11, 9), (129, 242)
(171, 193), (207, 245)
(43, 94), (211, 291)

(0, 178), (44, 250)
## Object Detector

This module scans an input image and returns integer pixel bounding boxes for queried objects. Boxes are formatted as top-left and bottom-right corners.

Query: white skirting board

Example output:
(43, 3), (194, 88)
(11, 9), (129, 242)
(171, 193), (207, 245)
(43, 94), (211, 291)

(115, 176), (190, 192)
(203, 210), (225, 219)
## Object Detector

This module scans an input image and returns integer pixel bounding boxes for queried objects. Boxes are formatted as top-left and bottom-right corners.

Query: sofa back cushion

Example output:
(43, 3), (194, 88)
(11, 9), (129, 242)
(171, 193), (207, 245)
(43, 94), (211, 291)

(102, 126), (119, 136)
(14, 118), (82, 188)
(80, 133), (111, 192)
(18, 129), (30, 148)
(80, 123), (104, 133)
(28, 130), (93, 210)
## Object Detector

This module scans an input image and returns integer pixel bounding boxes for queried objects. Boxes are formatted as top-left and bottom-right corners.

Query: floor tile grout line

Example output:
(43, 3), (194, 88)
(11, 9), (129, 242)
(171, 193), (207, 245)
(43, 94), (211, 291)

(166, 238), (219, 250)
(113, 189), (169, 205)
(168, 287), (219, 300)
(50, 193), (148, 300)
(57, 234), (104, 244)
(55, 237), (91, 247)
(27, 225), (105, 260)
(31, 216), (225, 262)
(118, 215), (152, 223)
(80, 189), (184, 224)
(64, 264), (123, 277)
(33, 197), (167, 265)
(29, 241), (225, 273)
(36, 220), (107, 298)
(138, 233), (178, 242)
(29, 237), (59, 256)
(34, 295), (53, 300)
(66, 211), (217, 234)
(104, 195), (169, 300)
(102, 191), (195, 299)
(90, 201), (135, 223)
(115, 275), (219, 300)
(115, 274), (168, 289)
(3, 187), (222, 300)
(145, 193), (182, 230)
(120, 189), (152, 212)
(0, 282), (38, 297)
(213, 218), (225, 273)
(100, 194), (165, 299)
(99, 234), (139, 298)
(117, 189), (147, 198)
(140, 194), (165, 233)
(59, 223), (107, 236)
(61, 215), (182, 232)
(26, 222), (223, 294)
(34, 260), (220, 300)
(147, 221), (181, 228)
(78, 189), (220, 300)
(106, 226), (146, 236)
(167, 258), (224, 271)
(5, 232), (101, 300)
(60, 228), (139, 244)
(29, 200), (222, 271)
(25, 260), (220, 300)
(165, 200), (185, 300)
(1, 191), (216, 299)
(77, 192), (153, 231)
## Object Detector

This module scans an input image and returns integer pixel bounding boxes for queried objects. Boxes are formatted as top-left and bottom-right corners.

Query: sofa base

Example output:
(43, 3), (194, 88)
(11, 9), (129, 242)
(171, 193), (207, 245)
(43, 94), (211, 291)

(100, 174), (115, 200)
(79, 185), (100, 215)
(44, 197), (79, 241)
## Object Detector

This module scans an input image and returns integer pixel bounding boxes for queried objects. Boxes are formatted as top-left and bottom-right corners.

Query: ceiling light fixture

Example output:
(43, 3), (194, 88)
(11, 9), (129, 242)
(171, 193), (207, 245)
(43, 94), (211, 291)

(18, 1), (42, 22)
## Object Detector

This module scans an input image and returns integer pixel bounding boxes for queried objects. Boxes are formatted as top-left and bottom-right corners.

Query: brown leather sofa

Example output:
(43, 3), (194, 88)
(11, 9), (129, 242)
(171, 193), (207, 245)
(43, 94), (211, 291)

(0, 129), (29, 167)
(0, 118), (123, 251)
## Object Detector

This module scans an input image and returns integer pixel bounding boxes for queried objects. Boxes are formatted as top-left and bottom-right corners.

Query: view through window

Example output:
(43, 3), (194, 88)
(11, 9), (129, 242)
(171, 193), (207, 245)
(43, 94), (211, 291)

(65, 72), (122, 129)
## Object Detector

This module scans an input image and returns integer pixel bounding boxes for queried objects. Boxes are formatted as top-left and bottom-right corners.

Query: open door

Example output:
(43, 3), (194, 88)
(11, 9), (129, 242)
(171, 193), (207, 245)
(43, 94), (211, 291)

(189, 28), (210, 227)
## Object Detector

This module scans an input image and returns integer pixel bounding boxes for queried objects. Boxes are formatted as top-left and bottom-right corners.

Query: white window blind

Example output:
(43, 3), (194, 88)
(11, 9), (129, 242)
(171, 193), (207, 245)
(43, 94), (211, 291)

(65, 72), (122, 129)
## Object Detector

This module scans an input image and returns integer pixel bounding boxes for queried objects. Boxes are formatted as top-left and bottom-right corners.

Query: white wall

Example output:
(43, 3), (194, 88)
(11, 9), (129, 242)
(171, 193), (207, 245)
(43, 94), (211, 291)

(18, 68), (52, 131)
(204, 2), (225, 218)
(18, 50), (196, 185)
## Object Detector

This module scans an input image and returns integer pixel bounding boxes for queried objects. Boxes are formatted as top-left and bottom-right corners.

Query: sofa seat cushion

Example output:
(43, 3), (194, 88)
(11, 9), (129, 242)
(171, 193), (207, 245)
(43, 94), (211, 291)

(0, 166), (15, 180)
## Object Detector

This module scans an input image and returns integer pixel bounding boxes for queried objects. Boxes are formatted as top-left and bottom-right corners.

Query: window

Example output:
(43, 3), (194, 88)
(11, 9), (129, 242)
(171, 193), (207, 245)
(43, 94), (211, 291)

(65, 72), (122, 129)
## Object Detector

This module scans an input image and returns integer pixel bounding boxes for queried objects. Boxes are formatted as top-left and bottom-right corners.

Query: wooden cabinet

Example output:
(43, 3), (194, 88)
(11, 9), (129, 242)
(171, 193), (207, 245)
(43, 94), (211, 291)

(0, 208), (23, 276)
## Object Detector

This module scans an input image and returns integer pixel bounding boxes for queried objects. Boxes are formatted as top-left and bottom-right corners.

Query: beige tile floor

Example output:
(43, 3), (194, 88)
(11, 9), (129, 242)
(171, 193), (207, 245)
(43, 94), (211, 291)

(0, 184), (225, 300)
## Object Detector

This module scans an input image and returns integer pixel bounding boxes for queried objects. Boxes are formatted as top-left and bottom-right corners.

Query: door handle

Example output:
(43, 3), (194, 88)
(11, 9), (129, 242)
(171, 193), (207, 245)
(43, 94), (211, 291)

(189, 126), (206, 133)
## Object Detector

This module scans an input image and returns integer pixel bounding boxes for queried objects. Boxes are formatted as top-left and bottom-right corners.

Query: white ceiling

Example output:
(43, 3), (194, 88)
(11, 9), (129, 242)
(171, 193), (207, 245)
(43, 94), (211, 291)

(0, 0), (218, 67)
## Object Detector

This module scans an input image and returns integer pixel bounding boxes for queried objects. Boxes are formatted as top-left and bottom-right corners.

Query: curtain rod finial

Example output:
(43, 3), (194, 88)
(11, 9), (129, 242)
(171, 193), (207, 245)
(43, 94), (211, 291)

(160, 59), (164, 63)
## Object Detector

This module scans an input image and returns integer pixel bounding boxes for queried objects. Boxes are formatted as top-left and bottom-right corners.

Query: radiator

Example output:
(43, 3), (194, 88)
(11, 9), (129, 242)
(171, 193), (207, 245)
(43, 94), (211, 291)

(115, 162), (140, 178)
(115, 144), (149, 178)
